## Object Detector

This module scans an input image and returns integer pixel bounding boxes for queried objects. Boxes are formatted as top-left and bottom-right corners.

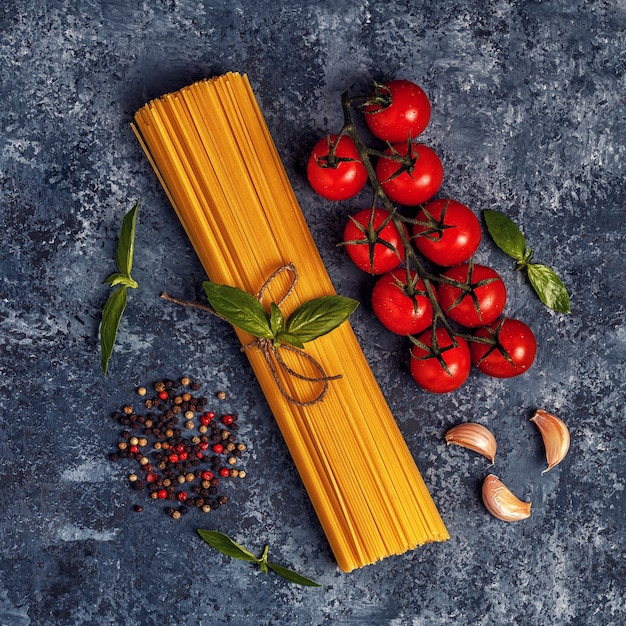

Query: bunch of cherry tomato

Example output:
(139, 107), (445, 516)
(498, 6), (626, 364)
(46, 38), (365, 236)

(307, 79), (537, 393)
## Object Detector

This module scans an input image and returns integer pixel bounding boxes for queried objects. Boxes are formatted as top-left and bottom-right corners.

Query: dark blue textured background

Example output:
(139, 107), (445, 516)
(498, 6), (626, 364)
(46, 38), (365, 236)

(1, 1), (624, 625)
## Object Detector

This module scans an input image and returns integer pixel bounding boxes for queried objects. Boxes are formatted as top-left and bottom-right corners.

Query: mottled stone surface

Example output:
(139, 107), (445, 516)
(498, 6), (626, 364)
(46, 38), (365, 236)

(0, 1), (624, 624)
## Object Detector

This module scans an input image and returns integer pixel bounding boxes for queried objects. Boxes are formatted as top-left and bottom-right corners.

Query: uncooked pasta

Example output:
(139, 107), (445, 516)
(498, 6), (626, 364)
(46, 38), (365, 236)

(132, 72), (448, 572)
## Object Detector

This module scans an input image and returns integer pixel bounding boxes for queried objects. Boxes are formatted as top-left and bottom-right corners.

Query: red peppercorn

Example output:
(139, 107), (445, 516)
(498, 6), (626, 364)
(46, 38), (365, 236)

(213, 444), (224, 454)
(177, 491), (188, 502)
(201, 471), (213, 481)
(199, 442), (209, 450)
(157, 489), (168, 499)
(146, 473), (158, 483)
(129, 444), (139, 454)
(168, 453), (179, 464)
(179, 451), (189, 461)
(175, 443), (185, 453)
(200, 412), (214, 426)
(219, 467), (230, 477)
(221, 414), (234, 426)
(158, 390), (169, 401)
(196, 451), (203, 459)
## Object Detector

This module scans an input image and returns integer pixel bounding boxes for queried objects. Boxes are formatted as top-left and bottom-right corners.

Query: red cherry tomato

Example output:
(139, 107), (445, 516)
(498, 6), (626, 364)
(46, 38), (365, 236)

(413, 198), (482, 266)
(470, 318), (537, 378)
(437, 264), (506, 328)
(410, 327), (471, 393)
(375, 142), (443, 206)
(343, 208), (408, 274)
(363, 79), (431, 143)
(307, 134), (368, 201)
(371, 268), (434, 335)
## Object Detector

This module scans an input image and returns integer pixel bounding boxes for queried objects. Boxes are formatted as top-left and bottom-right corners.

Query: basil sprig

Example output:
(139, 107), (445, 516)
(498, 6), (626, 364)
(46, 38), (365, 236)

(100, 201), (140, 374)
(197, 530), (321, 587)
(483, 209), (571, 314)
(202, 281), (358, 348)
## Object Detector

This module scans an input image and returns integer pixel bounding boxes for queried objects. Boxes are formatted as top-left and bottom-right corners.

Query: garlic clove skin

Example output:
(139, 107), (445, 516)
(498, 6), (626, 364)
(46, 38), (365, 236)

(481, 474), (532, 522)
(445, 423), (497, 464)
(530, 408), (571, 474)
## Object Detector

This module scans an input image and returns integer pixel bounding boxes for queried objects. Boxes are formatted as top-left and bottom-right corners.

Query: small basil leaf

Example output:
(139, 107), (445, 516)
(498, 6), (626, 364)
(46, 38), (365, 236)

(266, 561), (322, 587)
(269, 303), (285, 337)
(116, 200), (139, 276)
(275, 331), (305, 349)
(203, 282), (273, 339)
(527, 263), (571, 313)
(103, 272), (138, 289)
(285, 296), (359, 344)
(197, 530), (259, 563)
(483, 209), (527, 261)
(100, 286), (128, 375)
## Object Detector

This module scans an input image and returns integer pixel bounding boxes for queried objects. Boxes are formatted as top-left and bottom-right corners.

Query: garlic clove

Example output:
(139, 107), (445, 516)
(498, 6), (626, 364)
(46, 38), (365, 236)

(445, 423), (497, 464)
(530, 408), (570, 474)
(481, 474), (531, 522)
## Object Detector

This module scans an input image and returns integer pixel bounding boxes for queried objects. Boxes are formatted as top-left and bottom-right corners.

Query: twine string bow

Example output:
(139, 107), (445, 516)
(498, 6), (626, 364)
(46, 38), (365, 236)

(161, 263), (341, 407)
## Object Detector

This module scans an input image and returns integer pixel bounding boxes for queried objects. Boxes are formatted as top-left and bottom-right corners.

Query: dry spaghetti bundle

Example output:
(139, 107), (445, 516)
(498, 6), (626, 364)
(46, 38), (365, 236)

(132, 72), (448, 572)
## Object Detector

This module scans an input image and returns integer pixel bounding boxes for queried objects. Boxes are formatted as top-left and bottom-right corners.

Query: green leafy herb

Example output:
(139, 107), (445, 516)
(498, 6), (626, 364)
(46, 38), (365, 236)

(269, 302), (286, 337)
(202, 281), (359, 348)
(203, 282), (273, 339)
(197, 530), (321, 587)
(197, 529), (258, 562)
(285, 295), (359, 344)
(526, 263), (571, 314)
(483, 209), (571, 314)
(100, 200), (140, 375)
(116, 202), (139, 276)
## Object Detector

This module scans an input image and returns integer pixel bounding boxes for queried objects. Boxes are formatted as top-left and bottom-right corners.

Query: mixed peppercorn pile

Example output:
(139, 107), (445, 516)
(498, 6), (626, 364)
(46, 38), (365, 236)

(109, 376), (247, 519)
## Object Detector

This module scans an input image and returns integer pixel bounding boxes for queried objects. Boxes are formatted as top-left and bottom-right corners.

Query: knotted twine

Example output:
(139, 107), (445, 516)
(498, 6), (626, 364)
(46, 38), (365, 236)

(161, 263), (341, 406)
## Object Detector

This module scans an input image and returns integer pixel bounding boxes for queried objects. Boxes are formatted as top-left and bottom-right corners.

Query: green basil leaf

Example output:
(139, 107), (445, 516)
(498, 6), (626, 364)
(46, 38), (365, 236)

(269, 302), (285, 337)
(197, 530), (259, 563)
(103, 272), (138, 289)
(483, 209), (527, 261)
(266, 561), (322, 587)
(285, 295), (359, 344)
(100, 286), (128, 375)
(527, 263), (571, 313)
(197, 531), (320, 587)
(203, 282), (273, 339)
(116, 200), (139, 276)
